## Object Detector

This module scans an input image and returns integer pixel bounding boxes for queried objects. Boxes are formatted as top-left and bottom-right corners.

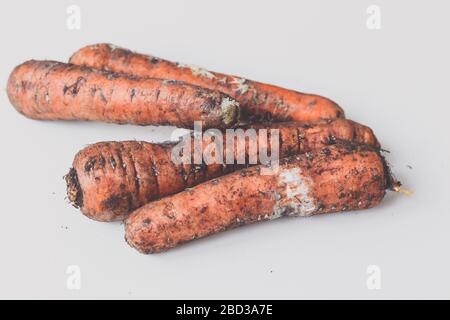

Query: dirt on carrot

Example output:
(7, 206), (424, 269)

(7, 60), (240, 129)
(69, 43), (344, 123)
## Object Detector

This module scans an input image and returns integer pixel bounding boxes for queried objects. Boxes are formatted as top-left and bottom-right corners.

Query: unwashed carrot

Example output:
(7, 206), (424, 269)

(66, 119), (380, 221)
(7, 60), (240, 129)
(125, 143), (394, 253)
(69, 43), (345, 123)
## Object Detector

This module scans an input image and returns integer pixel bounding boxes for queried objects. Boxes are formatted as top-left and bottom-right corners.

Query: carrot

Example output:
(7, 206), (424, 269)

(125, 143), (394, 253)
(7, 60), (240, 129)
(69, 43), (345, 123)
(66, 119), (380, 221)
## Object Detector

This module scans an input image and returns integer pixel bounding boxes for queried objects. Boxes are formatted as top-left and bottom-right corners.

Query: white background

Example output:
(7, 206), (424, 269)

(0, 0), (449, 299)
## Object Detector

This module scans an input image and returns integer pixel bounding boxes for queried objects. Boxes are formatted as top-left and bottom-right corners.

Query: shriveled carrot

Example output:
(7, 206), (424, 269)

(7, 60), (240, 129)
(125, 143), (394, 254)
(69, 43), (345, 123)
(66, 119), (380, 221)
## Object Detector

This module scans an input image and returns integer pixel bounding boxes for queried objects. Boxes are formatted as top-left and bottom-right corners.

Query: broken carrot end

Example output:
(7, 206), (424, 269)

(65, 168), (83, 208)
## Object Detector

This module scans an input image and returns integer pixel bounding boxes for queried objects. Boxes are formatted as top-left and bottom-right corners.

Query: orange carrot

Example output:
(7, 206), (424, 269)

(70, 43), (344, 123)
(125, 143), (393, 253)
(7, 60), (240, 129)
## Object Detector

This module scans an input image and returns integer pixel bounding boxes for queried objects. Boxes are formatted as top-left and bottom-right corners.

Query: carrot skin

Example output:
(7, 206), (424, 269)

(7, 60), (240, 129)
(69, 43), (344, 123)
(66, 119), (380, 221)
(125, 144), (389, 254)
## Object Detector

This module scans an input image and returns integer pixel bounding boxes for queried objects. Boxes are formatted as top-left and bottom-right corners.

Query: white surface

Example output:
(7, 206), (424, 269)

(0, 0), (449, 299)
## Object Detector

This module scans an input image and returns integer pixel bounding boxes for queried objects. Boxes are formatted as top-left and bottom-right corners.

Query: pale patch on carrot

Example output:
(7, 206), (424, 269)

(106, 43), (123, 51)
(231, 77), (250, 94)
(218, 76), (228, 84)
(176, 63), (216, 79)
(220, 97), (240, 125)
(273, 167), (317, 218)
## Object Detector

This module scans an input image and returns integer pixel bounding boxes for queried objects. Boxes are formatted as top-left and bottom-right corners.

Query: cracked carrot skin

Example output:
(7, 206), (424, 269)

(69, 43), (344, 122)
(7, 60), (240, 129)
(66, 119), (380, 222)
(125, 144), (391, 254)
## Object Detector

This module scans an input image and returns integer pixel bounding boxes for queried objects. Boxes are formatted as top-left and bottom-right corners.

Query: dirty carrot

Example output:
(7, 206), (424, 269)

(125, 143), (395, 254)
(66, 119), (380, 221)
(7, 60), (240, 129)
(69, 43), (345, 123)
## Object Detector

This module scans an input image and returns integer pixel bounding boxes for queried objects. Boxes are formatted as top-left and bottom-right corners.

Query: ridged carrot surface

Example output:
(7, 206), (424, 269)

(7, 60), (240, 129)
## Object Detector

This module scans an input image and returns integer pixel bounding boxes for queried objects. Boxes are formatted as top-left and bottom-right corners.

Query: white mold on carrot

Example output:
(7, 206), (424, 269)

(218, 76), (228, 84)
(176, 63), (216, 79)
(231, 77), (250, 94)
(220, 97), (240, 125)
(274, 167), (317, 218)
(106, 43), (123, 51)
